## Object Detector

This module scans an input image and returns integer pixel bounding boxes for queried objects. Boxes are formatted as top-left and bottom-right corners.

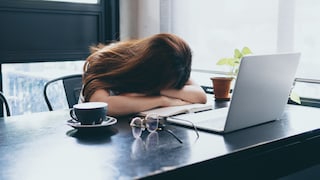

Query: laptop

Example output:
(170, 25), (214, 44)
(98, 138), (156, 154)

(167, 52), (301, 133)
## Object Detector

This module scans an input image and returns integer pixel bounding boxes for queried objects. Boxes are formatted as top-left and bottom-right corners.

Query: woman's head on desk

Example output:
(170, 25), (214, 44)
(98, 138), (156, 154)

(82, 33), (192, 98)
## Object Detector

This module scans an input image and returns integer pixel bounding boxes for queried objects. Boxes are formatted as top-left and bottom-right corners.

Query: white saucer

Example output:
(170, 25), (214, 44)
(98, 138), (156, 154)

(67, 116), (117, 129)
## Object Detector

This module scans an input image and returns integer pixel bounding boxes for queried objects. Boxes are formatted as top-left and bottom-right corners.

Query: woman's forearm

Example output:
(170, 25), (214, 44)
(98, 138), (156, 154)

(102, 95), (164, 116)
(160, 85), (207, 104)
(89, 90), (189, 117)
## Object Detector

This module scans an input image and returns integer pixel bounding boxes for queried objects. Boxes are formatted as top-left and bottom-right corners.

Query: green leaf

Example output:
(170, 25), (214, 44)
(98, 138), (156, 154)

(234, 59), (240, 64)
(216, 46), (252, 73)
(234, 68), (239, 75)
(228, 58), (238, 66)
(241, 47), (252, 55)
(217, 58), (237, 66)
(216, 58), (229, 65)
(234, 49), (242, 59)
(290, 91), (301, 104)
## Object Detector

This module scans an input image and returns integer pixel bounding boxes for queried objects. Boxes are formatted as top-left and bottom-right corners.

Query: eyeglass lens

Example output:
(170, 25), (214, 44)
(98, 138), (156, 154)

(145, 114), (159, 132)
(131, 117), (143, 138)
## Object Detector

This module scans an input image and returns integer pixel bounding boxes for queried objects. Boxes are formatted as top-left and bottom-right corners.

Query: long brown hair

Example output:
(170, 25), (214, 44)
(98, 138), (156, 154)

(82, 33), (192, 102)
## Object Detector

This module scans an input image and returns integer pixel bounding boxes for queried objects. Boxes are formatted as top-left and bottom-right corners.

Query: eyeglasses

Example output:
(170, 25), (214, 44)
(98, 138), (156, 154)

(130, 114), (183, 144)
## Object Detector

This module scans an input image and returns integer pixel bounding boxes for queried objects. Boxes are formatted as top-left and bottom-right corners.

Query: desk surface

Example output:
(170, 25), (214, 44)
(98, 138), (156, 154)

(1, 102), (320, 180)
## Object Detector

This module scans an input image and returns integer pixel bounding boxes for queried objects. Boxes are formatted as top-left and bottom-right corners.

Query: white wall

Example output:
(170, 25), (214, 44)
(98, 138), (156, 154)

(120, 0), (160, 40)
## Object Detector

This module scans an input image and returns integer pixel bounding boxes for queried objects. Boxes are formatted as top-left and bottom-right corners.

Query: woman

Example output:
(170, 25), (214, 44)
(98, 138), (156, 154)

(81, 33), (207, 116)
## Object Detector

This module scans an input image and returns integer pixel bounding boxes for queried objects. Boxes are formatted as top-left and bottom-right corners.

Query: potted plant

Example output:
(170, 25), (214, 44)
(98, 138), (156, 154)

(211, 47), (252, 101)
(211, 47), (301, 104)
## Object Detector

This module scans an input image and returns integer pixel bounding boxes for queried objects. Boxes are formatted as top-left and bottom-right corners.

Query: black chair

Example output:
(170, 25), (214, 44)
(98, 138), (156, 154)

(0, 91), (11, 116)
(43, 74), (82, 111)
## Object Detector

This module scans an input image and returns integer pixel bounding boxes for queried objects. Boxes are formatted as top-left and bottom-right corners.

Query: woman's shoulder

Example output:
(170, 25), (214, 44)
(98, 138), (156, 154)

(78, 87), (118, 103)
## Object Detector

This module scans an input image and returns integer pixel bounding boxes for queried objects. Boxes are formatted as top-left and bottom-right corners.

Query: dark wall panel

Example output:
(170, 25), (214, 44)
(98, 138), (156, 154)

(0, 0), (119, 63)
(1, 11), (99, 51)
(0, 10), (99, 62)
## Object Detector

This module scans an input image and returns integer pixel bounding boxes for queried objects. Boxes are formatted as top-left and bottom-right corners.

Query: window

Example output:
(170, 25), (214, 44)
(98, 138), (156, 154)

(294, 0), (320, 80)
(169, 0), (278, 71)
(2, 61), (84, 115)
(0, 0), (119, 116)
(162, 0), (320, 99)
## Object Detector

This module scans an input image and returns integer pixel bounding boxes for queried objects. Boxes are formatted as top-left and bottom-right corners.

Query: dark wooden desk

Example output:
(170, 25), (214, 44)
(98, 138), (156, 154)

(1, 103), (320, 180)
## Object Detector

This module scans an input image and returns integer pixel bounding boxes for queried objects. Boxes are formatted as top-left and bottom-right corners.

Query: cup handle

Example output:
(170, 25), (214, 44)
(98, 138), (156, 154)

(69, 109), (78, 121)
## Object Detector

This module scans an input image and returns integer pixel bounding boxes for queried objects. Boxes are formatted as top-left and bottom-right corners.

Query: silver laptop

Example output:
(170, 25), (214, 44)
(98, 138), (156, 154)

(167, 52), (301, 133)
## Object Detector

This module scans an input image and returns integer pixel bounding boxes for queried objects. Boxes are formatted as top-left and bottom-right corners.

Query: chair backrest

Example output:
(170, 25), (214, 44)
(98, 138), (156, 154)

(0, 91), (11, 116)
(43, 74), (82, 111)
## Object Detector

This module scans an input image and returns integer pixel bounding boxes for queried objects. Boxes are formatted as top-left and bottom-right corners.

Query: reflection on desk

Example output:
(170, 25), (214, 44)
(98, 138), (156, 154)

(0, 104), (320, 179)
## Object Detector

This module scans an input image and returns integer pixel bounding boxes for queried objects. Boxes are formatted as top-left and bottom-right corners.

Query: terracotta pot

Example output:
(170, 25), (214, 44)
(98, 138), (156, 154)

(210, 77), (233, 101)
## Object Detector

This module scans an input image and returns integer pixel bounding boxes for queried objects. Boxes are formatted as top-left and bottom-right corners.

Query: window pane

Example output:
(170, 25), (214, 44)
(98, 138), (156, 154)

(167, 0), (320, 100)
(170, 0), (278, 72)
(167, 0), (278, 87)
(2, 61), (84, 115)
(294, 0), (320, 79)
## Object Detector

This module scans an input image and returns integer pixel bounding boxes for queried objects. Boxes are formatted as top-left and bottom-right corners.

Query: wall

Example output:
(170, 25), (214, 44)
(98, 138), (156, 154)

(120, 0), (160, 40)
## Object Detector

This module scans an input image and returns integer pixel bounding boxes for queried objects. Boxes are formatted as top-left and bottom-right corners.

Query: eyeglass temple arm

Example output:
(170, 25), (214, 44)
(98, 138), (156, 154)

(167, 118), (200, 139)
(162, 128), (183, 144)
